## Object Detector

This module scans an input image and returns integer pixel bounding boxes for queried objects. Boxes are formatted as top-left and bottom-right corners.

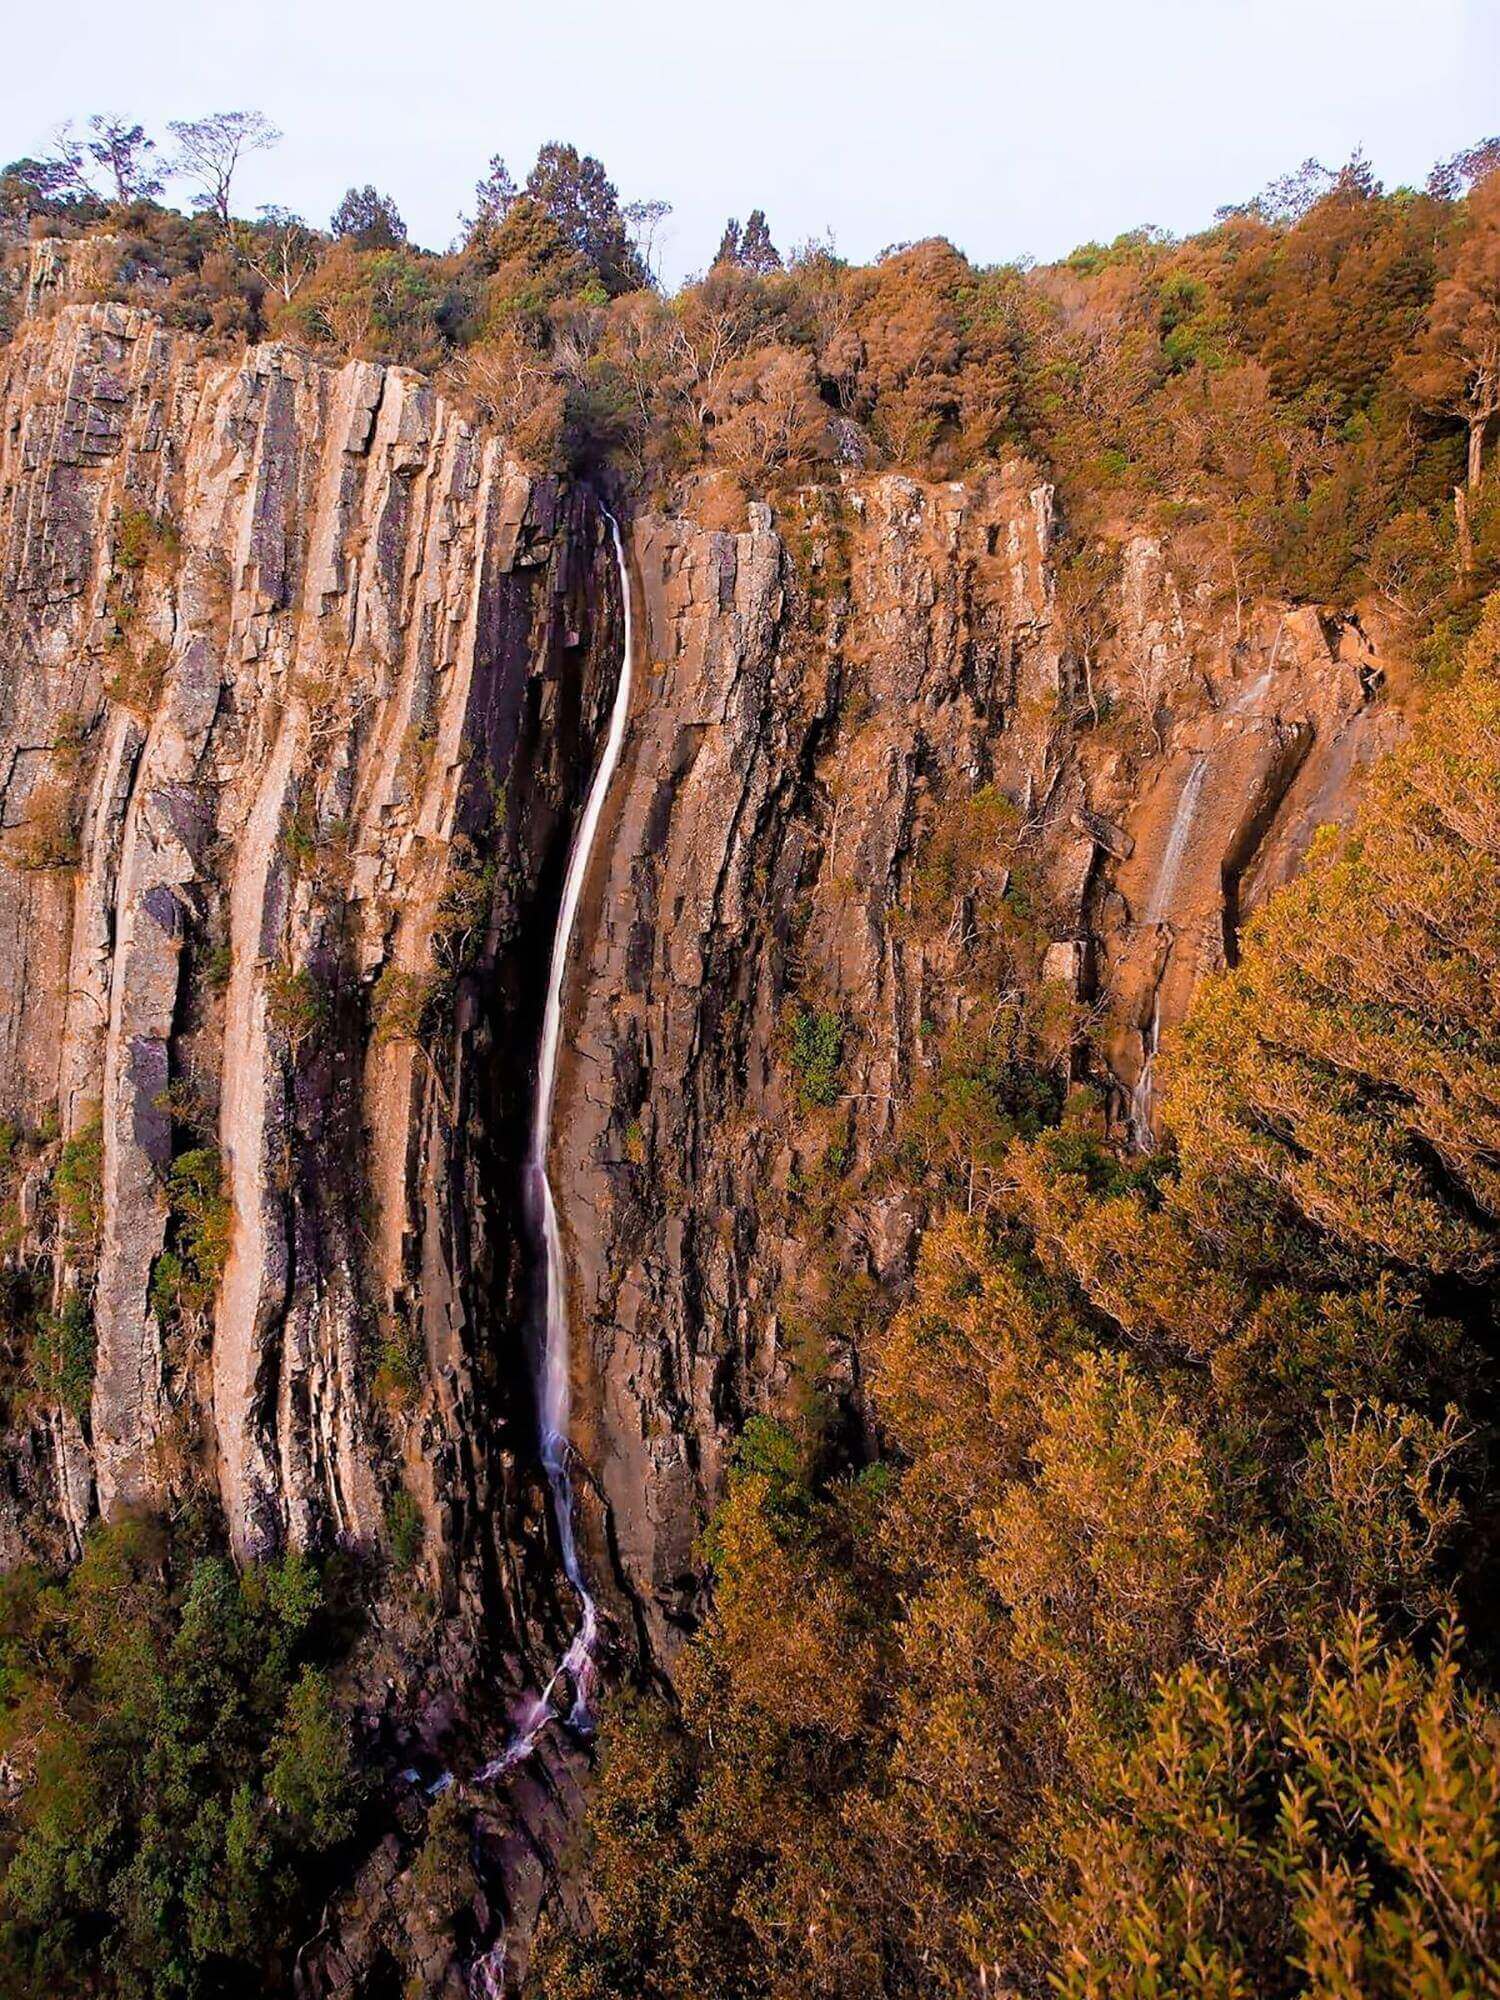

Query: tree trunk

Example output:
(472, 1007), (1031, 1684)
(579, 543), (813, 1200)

(1468, 414), (1486, 495)
(1455, 484), (1474, 575)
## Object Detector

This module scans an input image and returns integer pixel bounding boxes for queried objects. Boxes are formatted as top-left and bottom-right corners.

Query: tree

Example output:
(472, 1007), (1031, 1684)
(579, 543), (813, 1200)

(81, 116), (163, 205)
(524, 140), (646, 294)
(1400, 183), (1500, 494)
(715, 209), (782, 274)
(241, 205), (320, 302)
(329, 183), (407, 249)
(715, 216), (743, 267)
(166, 109), (281, 233)
(463, 151), (516, 257)
(741, 208), (782, 273)
(623, 196), (672, 287)
(0, 153), (94, 222)
(1427, 134), (1500, 201)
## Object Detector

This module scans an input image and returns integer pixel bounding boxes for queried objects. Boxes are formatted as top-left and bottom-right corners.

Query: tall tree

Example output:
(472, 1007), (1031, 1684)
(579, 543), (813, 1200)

(329, 184), (407, 249)
(464, 152), (517, 255)
(0, 152), (92, 220)
(167, 109), (281, 234)
(740, 208), (782, 274)
(623, 197), (671, 287)
(1401, 181), (1500, 495)
(523, 140), (645, 294)
(715, 216), (744, 267)
(82, 116), (163, 204)
(241, 206), (320, 302)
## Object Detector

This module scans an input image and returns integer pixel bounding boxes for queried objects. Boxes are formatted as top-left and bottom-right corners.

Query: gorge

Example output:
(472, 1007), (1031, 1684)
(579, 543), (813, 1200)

(0, 138), (1496, 2000)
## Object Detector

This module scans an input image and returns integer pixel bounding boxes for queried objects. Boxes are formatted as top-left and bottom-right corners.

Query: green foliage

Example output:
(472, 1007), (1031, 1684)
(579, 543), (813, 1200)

(28, 142), (1500, 644)
(407, 1787), (476, 1936)
(385, 1489), (424, 1573)
(263, 962), (329, 1047)
(0, 1522), (359, 2000)
(1044, 1614), (1500, 1999)
(113, 507), (179, 572)
(150, 1146), (232, 1332)
(787, 1006), (844, 1109)
(28, 1292), (95, 1417)
(432, 838), (499, 971)
(371, 967), (433, 1046)
(371, 1315), (424, 1409)
(54, 1119), (103, 1264)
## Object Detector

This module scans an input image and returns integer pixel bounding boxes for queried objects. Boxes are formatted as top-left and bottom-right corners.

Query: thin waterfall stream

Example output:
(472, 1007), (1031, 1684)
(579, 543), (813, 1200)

(475, 506), (635, 1785)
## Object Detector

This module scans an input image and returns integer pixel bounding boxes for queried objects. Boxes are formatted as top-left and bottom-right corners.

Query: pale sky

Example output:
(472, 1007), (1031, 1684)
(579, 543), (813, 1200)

(4, 0), (1496, 283)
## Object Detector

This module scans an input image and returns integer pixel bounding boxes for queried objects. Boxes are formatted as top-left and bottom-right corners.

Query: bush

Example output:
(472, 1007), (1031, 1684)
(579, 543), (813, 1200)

(385, 1489), (424, 1573)
(28, 1292), (94, 1417)
(0, 1522), (360, 1999)
(788, 1006), (844, 1109)
(371, 967), (433, 1046)
(54, 1119), (103, 1263)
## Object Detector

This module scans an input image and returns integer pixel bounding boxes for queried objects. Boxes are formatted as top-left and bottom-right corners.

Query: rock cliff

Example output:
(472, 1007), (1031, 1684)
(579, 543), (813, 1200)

(553, 474), (1399, 1663)
(0, 301), (625, 1700)
(0, 297), (1403, 1980)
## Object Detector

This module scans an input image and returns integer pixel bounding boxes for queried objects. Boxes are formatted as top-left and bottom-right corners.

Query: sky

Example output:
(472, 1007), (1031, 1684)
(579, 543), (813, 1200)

(3, 0), (1495, 283)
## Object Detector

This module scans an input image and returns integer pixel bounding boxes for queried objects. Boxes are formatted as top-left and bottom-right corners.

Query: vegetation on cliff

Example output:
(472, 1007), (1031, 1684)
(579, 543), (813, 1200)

(2, 112), (1499, 1998)
(0, 1517), (362, 1999)
(531, 605), (1500, 1997)
(6, 124), (1499, 677)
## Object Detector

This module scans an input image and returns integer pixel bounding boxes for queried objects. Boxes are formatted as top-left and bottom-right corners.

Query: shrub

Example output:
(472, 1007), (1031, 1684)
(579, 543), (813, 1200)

(28, 1292), (95, 1417)
(0, 1522), (360, 1998)
(54, 1119), (103, 1263)
(264, 963), (329, 1048)
(788, 1006), (844, 1109)
(371, 967), (433, 1046)
(149, 1146), (232, 1331)
(385, 1489), (425, 1573)
(112, 506), (179, 572)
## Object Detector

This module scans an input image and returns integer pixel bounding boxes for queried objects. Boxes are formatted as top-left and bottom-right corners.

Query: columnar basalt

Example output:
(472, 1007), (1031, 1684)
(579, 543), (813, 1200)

(548, 478), (1399, 1661)
(0, 298), (1408, 1988)
(0, 304), (622, 1620)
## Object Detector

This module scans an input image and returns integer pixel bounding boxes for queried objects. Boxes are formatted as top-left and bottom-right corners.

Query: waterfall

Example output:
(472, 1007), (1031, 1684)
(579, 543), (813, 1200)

(1129, 992), (1160, 1152)
(475, 506), (635, 1785)
(1142, 752), (1209, 927)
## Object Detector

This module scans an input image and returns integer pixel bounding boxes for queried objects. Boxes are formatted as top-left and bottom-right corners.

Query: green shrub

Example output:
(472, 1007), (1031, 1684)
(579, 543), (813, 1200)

(371, 967), (433, 1046)
(788, 1006), (844, 1109)
(0, 1522), (359, 1998)
(149, 1147), (232, 1330)
(113, 506), (179, 572)
(385, 1489), (425, 1572)
(264, 963), (329, 1047)
(28, 1292), (95, 1417)
(54, 1119), (103, 1263)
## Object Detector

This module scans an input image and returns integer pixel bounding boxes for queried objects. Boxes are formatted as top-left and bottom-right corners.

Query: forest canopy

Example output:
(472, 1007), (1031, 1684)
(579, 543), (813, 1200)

(4, 124), (1499, 675)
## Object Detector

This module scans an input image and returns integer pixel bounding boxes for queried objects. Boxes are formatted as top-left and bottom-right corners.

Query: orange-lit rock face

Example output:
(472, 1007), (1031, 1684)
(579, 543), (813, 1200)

(548, 493), (1398, 1660)
(0, 306), (1396, 1669)
(0, 303), (621, 1586)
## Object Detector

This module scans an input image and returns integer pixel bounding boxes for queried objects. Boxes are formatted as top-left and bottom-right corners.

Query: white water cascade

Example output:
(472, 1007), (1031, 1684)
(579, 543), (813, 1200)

(1129, 992), (1160, 1153)
(475, 507), (635, 1786)
(1141, 751), (1209, 928)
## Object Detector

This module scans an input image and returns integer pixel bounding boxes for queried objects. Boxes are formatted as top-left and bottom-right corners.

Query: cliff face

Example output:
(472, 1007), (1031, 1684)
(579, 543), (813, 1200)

(0, 303), (623, 1688)
(0, 297), (1403, 1979)
(553, 475), (1399, 1662)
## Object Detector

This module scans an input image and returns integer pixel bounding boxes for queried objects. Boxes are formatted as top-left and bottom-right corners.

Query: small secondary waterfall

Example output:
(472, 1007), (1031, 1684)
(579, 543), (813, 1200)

(476, 507), (635, 1785)
(1129, 992), (1160, 1153)
(1142, 752), (1209, 927)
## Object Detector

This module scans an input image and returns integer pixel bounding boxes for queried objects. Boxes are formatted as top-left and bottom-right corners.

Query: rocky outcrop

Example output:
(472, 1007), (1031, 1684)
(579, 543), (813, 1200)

(549, 479), (1400, 1663)
(0, 298), (1404, 1985)
(0, 303), (624, 1661)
